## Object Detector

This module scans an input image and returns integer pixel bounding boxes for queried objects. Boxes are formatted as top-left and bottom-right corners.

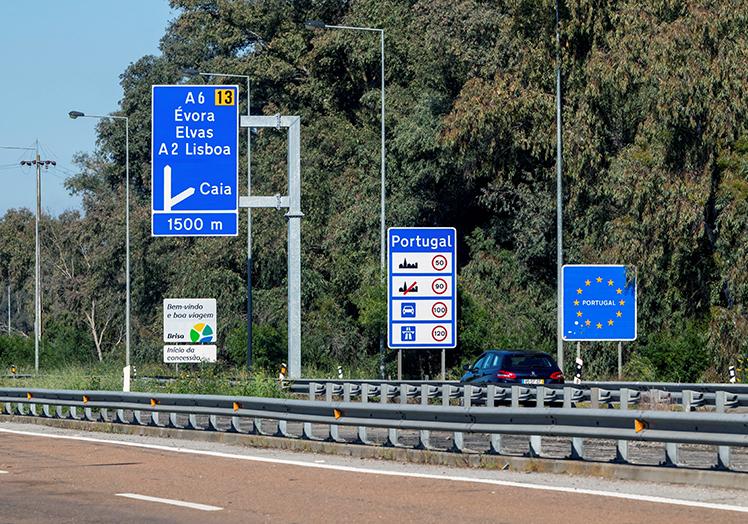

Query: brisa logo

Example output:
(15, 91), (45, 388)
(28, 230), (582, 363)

(190, 323), (214, 343)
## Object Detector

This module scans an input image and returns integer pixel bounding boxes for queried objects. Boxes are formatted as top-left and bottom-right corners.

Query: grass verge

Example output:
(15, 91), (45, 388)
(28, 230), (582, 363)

(0, 363), (287, 398)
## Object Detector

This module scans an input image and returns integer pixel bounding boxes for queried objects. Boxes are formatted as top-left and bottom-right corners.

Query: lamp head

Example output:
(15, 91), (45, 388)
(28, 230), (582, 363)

(304, 19), (327, 30)
(68, 111), (85, 119)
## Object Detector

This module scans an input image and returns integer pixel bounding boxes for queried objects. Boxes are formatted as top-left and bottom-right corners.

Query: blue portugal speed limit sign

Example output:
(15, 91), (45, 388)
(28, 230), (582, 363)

(151, 85), (239, 237)
(387, 227), (457, 349)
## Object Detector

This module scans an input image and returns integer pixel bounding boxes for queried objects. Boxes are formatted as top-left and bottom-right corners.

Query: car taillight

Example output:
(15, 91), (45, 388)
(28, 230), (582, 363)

(550, 371), (564, 380)
(496, 370), (517, 379)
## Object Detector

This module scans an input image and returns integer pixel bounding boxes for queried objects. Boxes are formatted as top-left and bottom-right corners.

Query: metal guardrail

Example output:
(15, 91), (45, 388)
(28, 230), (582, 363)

(290, 377), (748, 391)
(288, 379), (748, 408)
(135, 374), (748, 409)
(137, 374), (748, 401)
(0, 386), (746, 471)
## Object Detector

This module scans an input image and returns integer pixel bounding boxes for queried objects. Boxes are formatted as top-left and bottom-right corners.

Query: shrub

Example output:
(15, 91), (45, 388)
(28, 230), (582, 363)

(0, 334), (33, 368)
(225, 323), (286, 371)
(638, 320), (709, 382)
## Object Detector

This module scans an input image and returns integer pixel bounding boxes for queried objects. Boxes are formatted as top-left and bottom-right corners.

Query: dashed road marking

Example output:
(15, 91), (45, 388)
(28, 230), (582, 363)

(116, 493), (222, 512)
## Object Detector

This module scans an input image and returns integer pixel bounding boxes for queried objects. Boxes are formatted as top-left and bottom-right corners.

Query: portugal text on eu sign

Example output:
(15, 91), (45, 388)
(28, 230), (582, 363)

(151, 85), (239, 237)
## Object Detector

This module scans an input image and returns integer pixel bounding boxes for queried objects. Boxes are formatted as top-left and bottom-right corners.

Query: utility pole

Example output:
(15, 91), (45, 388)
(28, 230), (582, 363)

(20, 147), (56, 372)
(7, 283), (10, 334)
(36, 151), (40, 357)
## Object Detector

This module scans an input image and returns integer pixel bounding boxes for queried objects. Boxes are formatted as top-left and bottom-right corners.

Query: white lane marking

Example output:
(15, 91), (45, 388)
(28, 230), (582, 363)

(116, 493), (222, 512)
(0, 470), (8, 474)
(1, 426), (746, 514)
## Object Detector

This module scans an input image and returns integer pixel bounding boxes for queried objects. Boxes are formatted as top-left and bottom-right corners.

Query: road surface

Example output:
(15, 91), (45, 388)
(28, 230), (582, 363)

(0, 422), (746, 523)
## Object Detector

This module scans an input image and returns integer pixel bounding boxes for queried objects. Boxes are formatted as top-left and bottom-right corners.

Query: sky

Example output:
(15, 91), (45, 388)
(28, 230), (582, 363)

(0, 0), (174, 215)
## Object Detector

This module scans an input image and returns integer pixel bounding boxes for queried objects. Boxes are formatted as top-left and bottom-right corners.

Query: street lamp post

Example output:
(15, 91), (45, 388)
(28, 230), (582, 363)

(183, 69), (254, 372)
(69, 111), (131, 388)
(305, 19), (387, 377)
(555, 0), (565, 371)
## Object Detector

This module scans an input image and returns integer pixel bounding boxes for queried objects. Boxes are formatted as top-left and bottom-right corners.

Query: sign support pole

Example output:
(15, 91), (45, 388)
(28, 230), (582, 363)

(286, 117), (302, 379)
(397, 349), (402, 380)
(618, 341), (622, 379)
(441, 348), (445, 380)
(240, 115), (303, 379)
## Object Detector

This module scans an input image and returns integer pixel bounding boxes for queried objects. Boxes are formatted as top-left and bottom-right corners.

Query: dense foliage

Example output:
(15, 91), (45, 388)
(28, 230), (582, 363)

(2, 0), (748, 380)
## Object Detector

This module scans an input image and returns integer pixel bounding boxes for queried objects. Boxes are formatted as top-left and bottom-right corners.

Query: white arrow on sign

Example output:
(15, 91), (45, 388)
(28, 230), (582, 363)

(163, 165), (195, 211)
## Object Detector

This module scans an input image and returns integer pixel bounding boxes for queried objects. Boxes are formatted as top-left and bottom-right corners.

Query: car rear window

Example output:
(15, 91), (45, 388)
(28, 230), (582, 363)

(472, 354), (489, 369)
(504, 354), (556, 371)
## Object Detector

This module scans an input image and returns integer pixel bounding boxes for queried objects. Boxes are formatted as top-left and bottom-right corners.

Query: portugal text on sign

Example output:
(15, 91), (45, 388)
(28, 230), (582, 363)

(388, 227), (457, 348)
(562, 264), (637, 341)
(151, 85), (239, 237)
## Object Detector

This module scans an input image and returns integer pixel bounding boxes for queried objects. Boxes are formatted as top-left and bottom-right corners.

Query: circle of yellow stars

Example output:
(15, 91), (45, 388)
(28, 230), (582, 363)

(573, 275), (627, 329)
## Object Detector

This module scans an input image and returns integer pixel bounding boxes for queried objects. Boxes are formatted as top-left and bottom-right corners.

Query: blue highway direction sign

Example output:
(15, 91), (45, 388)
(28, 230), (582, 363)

(388, 227), (457, 349)
(562, 264), (637, 341)
(152, 85), (239, 236)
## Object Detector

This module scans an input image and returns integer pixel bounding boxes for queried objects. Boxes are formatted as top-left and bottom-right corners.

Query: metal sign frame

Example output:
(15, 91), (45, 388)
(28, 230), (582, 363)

(240, 115), (302, 378)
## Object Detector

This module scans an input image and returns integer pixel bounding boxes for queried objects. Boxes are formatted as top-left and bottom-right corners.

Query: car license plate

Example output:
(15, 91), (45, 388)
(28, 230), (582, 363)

(522, 379), (544, 384)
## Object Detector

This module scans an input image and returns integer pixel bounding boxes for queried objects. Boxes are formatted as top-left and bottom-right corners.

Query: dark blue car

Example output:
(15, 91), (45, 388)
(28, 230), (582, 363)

(460, 350), (564, 385)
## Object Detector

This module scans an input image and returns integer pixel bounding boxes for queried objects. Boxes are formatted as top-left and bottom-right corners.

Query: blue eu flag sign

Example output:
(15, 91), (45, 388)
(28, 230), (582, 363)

(562, 265), (637, 341)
